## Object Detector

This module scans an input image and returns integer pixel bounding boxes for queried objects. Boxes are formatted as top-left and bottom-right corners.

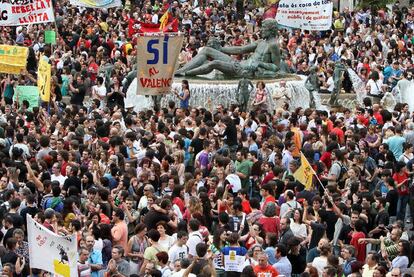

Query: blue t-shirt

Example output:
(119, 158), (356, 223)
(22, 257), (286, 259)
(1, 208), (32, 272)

(386, 135), (406, 161)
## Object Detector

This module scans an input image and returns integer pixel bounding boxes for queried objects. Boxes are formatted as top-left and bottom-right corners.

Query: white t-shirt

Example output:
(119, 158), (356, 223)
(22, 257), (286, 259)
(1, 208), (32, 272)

(312, 256), (328, 276)
(366, 79), (383, 95)
(186, 231), (202, 257)
(168, 244), (189, 263)
(327, 77), (334, 92)
(290, 220), (307, 239)
(51, 174), (68, 187)
(93, 85), (107, 108)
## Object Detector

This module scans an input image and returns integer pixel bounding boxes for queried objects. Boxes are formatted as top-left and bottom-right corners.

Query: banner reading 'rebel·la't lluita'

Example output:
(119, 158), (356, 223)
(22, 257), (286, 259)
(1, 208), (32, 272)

(0, 0), (55, 26)
(136, 33), (184, 95)
(276, 0), (333, 31)
(27, 215), (78, 277)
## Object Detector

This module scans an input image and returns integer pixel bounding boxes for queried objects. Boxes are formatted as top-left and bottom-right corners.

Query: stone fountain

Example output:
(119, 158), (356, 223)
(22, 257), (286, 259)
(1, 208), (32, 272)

(124, 19), (366, 112)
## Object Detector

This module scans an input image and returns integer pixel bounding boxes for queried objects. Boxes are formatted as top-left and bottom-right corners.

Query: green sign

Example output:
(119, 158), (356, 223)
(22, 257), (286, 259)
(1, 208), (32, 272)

(14, 86), (39, 111)
(45, 30), (56, 45)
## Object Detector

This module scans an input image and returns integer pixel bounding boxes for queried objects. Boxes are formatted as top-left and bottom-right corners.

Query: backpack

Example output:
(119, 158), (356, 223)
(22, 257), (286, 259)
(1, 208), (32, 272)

(334, 161), (348, 188)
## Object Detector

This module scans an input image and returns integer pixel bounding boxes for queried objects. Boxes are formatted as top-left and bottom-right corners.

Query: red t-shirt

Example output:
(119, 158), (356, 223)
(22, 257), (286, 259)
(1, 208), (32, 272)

(259, 216), (280, 237)
(374, 112), (384, 125)
(261, 172), (275, 186)
(350, 231), (366, 262)
(261, 195), (276, 211)
(173, 197), (185, 214)
(88, 62), (99, 82)
(331, 127), (345, 145)
(241, 200), (252, 214)
(254, 264), (279, 277)
(393, 172), (409, 196)
(320, 151), (332, 169)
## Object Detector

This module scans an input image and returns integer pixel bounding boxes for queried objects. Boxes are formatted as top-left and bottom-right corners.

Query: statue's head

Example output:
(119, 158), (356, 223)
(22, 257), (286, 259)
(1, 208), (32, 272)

(261, 19), (278, 39)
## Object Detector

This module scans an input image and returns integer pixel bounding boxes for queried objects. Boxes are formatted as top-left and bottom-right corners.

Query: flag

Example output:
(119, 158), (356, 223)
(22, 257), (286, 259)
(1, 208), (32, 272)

(27, 215), (78, 277)
(128, 20), (178, 37)
(293, 153), (315, 190)
(159, 6), (172, 31)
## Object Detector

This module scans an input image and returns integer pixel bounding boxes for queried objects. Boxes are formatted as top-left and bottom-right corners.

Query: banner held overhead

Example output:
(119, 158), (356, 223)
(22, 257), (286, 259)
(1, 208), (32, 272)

(276, 0), (333, 31)
(0, 45), (28, 74)
(69, 0), (122, 8)
(27, 215), (78, 277)
(0, 0), (55, 26)
(136, 33), (184, 96)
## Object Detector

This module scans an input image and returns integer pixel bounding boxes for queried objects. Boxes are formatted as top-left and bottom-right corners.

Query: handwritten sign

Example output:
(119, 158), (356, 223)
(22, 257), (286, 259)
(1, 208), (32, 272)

(38, 59), (51, 102)
(276, 0), (333, 31)
(0, 45), (28, 74)
(136, 34), (184, 95)
(27, 215), (78, 277)
(0, 0), (55, 26)
(14, 86), (39, 110)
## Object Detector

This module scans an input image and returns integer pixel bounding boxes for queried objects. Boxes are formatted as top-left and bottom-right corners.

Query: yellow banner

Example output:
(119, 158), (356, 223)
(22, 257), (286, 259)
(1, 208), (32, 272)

(293, 153), (314, 190)
(38, 58), (51, 102)
(0, 45), (28, 74)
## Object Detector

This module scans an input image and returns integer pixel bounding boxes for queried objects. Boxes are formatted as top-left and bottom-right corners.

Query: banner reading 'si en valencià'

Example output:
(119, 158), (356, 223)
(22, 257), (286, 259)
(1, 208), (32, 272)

(136, 33), (184, 96)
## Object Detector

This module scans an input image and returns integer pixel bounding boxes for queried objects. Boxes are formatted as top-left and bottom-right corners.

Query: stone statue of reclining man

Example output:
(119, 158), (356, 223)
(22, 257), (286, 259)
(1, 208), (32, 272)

(175, 19), (281, 79)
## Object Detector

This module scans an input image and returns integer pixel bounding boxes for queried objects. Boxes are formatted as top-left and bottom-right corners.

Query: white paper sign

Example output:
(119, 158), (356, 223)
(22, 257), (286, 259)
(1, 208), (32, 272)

(276, 0), (333, 31)
(224, 250), (245, 272)
(27, 215), (78, 277)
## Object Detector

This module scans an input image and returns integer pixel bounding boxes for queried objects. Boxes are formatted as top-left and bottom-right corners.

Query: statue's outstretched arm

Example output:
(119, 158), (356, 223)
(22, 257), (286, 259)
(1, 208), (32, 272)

(221, 43), (258, 55)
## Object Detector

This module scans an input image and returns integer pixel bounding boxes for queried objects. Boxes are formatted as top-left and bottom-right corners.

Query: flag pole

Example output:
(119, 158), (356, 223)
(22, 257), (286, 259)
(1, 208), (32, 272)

(300, 151), (328, 193)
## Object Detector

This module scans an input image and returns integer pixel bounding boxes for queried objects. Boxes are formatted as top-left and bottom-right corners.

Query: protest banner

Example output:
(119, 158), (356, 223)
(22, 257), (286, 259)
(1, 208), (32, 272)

(38, 59), (51, 102)
(44, 30), (56, 44)
(27, 215), (78, 277)
(14, 86), (39, 110)
(69, 0), (122, 8)
(0, 45), (28, 74)
(0, 0), (55, 26)
(136, 33), (183, 95)
(275, 0), (333, 31)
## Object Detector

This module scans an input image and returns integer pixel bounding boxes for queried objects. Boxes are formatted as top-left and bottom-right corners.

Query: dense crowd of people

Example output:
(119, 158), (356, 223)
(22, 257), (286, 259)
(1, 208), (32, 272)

(1, 0), (414, 277)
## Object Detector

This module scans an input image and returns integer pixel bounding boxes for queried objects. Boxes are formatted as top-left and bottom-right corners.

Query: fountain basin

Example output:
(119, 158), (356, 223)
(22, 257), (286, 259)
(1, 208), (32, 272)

(124, 74), (325, 112)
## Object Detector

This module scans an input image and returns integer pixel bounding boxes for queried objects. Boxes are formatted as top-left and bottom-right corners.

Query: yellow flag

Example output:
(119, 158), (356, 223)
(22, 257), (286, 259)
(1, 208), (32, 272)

(38, 58), (51, 102)
(293, 153), (314, 190)
(159, 7), (171, 31)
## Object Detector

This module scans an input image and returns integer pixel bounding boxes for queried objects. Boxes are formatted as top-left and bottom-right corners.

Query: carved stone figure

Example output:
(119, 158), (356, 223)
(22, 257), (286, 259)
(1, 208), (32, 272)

(175, 19), (281, 78)
(304, 66), (319, 109)
(236, 77), (254, 112)
(330, 61), (347, 106)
